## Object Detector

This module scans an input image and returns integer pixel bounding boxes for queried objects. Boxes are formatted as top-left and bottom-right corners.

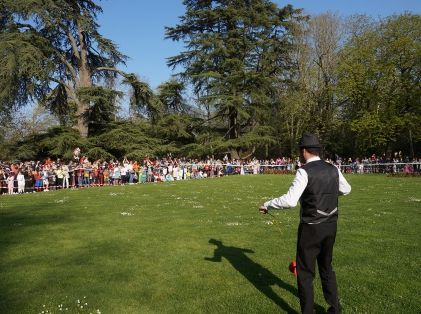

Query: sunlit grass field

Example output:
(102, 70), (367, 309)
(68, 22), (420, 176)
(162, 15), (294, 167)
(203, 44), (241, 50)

(1, 174), (420, 313)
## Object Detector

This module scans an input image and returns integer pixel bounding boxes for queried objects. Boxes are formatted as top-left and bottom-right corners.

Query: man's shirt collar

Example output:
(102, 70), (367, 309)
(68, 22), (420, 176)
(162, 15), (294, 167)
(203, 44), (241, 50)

(306, 156), (321, 164)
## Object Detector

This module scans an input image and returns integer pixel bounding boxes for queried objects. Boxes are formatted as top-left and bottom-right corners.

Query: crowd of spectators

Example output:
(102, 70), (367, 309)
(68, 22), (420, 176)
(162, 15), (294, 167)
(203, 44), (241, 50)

(0, 149), (420, 195)
(328, 152), (421, 174)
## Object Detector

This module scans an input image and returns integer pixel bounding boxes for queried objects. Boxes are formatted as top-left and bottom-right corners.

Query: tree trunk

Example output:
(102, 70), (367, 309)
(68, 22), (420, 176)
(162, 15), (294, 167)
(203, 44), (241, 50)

(409, 128), (414, 160)
(228, 107), (238, 140)
(75, 21), (92, 138)
(75, 99), (89, 138)
(75, 77), (92, 138)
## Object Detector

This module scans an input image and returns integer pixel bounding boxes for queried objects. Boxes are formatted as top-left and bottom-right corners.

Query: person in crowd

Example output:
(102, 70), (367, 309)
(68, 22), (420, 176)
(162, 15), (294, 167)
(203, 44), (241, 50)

(62, 164), (70, 188)
(25, 167), (34, 192)
(76, 164), (84, 188)
(103, 165), (110, 185)
(17, 170), (25, 193)
(120, 161), (128, 185)
(0, 168), (6, 195)
(91, 163), (99, 186)
(7, 172), (15, 194)
(83, 160), (91, 187)
(113, 164), (121, 185)
(42, 167), (50, 191)
(73, 147), (81, 161)
(128, 160), (135, 184)
(97, 163), (104, 186)
(33, 170), (42, 192)
(56, 166), (63, 189)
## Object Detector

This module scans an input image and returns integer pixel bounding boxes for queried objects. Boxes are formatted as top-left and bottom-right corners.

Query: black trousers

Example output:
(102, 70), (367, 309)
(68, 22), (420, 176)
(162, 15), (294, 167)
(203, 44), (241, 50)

(296, 222), (340, 314)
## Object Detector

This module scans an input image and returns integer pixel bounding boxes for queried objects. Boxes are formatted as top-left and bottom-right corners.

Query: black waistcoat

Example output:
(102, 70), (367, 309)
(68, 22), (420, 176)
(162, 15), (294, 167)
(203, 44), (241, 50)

(300, 160), (339, 224)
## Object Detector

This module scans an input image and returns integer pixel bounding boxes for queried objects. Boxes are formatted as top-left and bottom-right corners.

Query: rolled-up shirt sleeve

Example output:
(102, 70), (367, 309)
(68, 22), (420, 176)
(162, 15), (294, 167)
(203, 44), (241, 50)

(338, 169), (351, 195)
(263, 168), (308, 210)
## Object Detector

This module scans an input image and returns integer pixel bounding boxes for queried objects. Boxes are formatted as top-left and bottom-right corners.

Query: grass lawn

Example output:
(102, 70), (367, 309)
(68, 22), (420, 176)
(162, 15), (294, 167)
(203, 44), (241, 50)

(0, 174), (420, 313)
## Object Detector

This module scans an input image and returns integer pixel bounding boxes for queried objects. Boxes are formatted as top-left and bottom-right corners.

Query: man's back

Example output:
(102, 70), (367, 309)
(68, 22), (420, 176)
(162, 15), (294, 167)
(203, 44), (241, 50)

(300, 160), (339, 224)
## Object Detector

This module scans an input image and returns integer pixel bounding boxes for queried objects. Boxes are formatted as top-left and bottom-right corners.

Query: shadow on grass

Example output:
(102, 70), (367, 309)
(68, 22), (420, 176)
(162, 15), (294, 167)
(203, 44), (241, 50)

(205, 239), (325, 314)
(0, 205), (75, 313)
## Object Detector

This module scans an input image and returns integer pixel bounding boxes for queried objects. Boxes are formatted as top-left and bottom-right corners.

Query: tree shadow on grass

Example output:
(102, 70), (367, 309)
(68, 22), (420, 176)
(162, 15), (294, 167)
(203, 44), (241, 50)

(0, 205), (76, 313)
(205, 239), (326, 314)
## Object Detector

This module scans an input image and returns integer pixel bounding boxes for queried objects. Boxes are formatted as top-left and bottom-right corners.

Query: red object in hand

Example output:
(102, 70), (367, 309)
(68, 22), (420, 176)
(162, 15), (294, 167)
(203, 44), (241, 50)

(289, 261), (297, 276)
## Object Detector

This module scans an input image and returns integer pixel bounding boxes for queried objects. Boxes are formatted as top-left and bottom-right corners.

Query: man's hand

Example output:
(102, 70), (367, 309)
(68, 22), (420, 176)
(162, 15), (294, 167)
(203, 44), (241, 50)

(259, 206), (268, 214)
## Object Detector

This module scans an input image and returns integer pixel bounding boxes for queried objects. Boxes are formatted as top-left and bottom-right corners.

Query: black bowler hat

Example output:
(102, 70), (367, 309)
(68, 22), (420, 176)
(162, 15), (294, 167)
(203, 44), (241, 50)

(298, 133), (322, 148)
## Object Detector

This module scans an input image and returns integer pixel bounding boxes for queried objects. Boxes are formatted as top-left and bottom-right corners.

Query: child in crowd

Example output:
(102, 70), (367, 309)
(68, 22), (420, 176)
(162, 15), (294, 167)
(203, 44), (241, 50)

(42, 168), (49, 191)
(7, 174), (15, 194)
(17, 171), (25, 193)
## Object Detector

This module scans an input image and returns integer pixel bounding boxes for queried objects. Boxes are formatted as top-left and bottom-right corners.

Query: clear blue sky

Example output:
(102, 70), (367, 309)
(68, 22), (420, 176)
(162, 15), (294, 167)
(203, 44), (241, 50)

(98, 0), (421, 90)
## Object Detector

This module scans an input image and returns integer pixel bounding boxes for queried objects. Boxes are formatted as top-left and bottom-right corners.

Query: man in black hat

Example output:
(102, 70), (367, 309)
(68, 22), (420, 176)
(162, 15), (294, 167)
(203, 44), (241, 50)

(259, 132), (351, 314)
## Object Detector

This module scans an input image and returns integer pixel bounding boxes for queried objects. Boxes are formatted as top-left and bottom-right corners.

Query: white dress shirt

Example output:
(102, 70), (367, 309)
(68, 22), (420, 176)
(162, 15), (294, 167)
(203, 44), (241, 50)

(263, 156), (351, 210)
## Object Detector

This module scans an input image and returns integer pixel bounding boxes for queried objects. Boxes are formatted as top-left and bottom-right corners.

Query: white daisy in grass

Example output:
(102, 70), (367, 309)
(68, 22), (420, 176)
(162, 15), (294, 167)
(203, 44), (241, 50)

(226, 222), (241, 226)
(39, 297), (99, 313)
(408, 197), (421, 202)
(121, 212), (134, 216)
(54, 197), (69, 204)
(265, 221), (274, 225)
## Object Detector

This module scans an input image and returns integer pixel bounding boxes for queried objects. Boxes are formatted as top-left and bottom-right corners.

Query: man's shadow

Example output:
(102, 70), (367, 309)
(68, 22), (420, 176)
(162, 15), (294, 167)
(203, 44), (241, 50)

(205, 239), (325, 313)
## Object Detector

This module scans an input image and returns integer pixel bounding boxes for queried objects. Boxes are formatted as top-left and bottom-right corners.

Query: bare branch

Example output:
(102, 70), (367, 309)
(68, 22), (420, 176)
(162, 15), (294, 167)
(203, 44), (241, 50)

(52, 50), (77, 82)
(95, 66), (127, 77)
(65, 22), (81, 61)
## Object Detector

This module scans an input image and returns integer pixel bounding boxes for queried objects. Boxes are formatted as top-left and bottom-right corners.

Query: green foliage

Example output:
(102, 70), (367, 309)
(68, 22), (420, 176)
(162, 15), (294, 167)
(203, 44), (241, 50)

(155, 113), (195, 143)
(8, 126), (88, 161)
(350, 111), (404, 153)
(122, 74), (163, 122)
(0, 30), (53, 113)
(86, 147), (114, 161)
(157, 79), (187, 113)
(125, 149), (154, 161)
(77, 86), (123, 136)
(180, 143), (212, 158)
(0, 0), (133, 136)
(39, 127), (90, 160)
(166, 0), (304, 157)
(337, 13), (421, 156)
(41, 83), (77, 127)
(13, 142), (38, 161)
(91, 122), (164, 159)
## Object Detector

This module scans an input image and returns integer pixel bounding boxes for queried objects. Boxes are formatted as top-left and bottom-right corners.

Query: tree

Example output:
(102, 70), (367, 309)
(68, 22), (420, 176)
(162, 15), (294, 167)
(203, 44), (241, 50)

(284, 13), (343, 149)
(90, 121), (165, 159)
(0, 0), (152, 137)
(77, 86), (122, 136)
(166, 0), (303, 158)
(156, 79), (188, 114)
(304, 13), (343, 145)
(337, 13), (421, 156)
